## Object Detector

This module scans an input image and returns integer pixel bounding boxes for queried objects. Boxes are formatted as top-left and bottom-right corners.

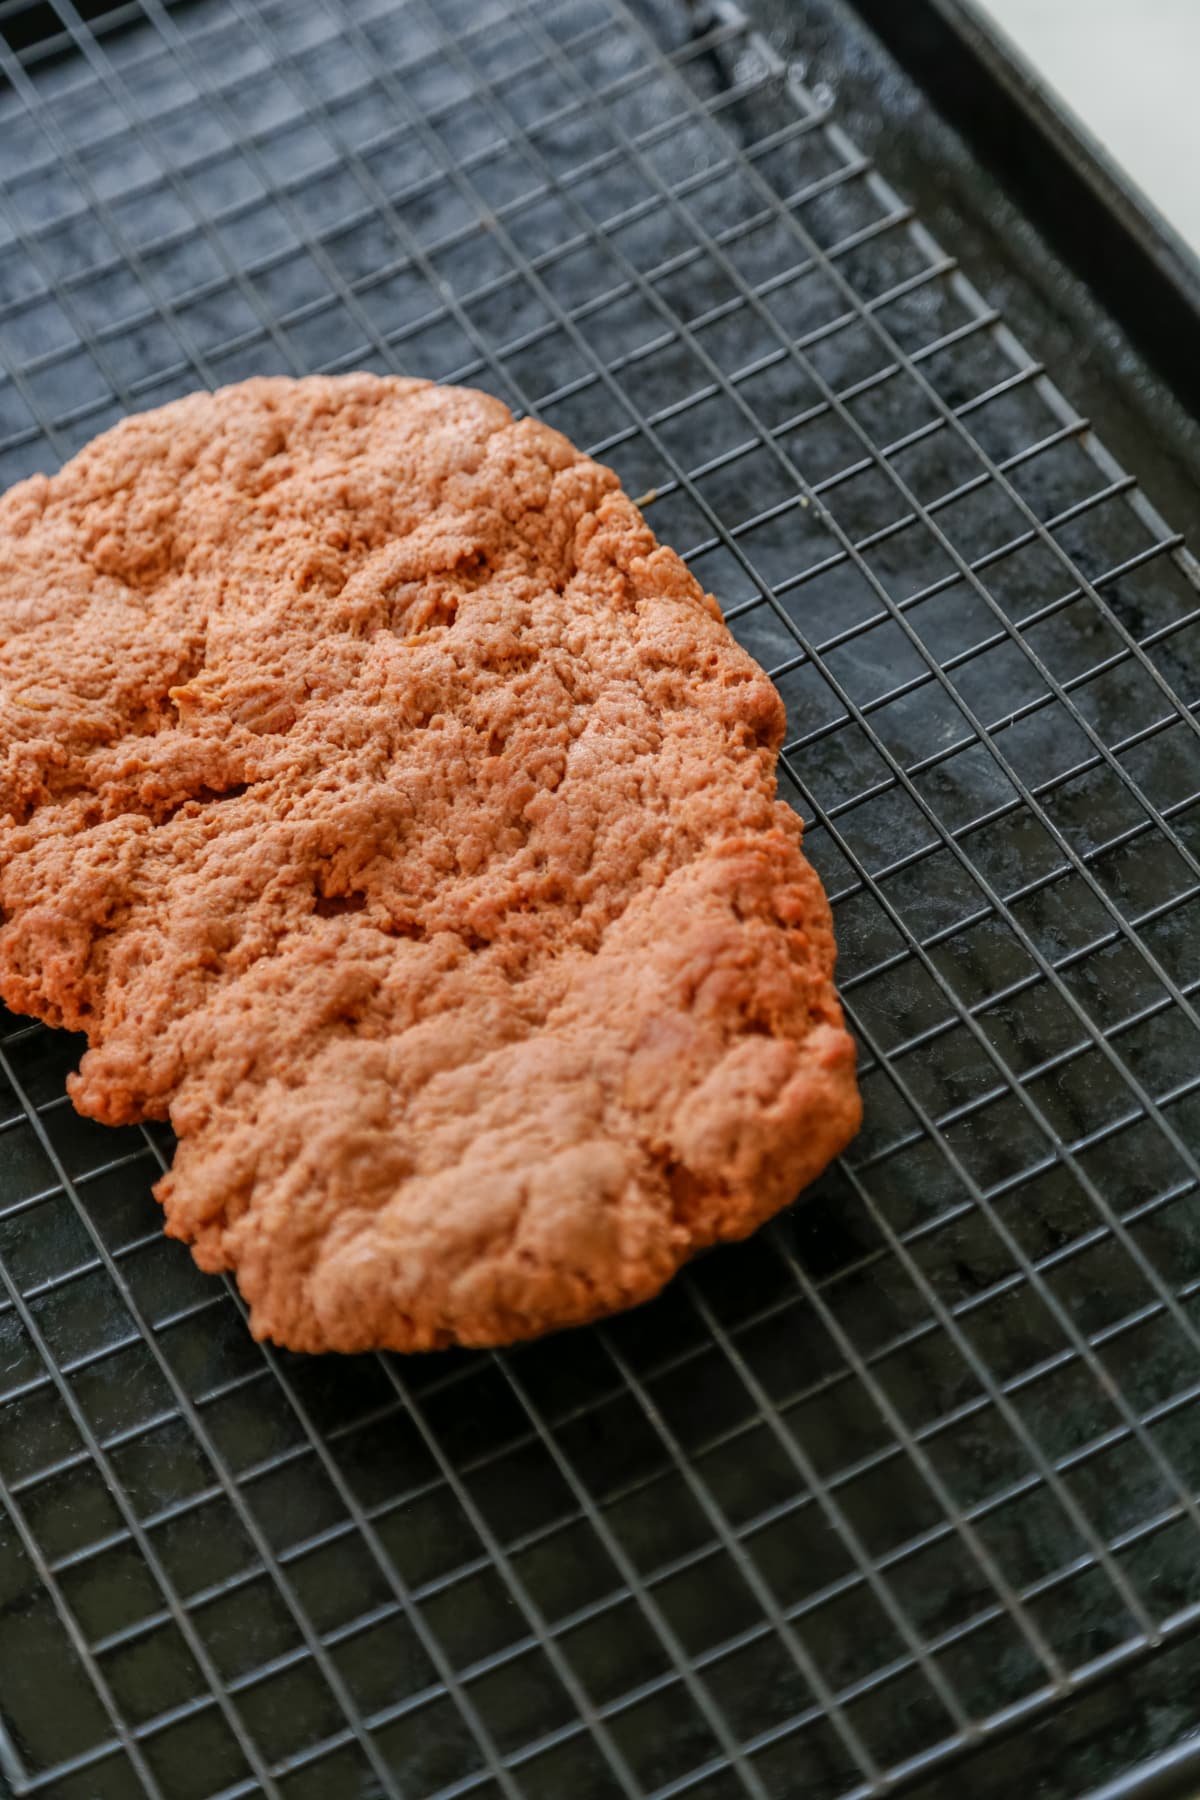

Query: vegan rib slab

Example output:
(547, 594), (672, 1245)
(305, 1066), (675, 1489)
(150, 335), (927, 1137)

(0, 375), (860, 1351)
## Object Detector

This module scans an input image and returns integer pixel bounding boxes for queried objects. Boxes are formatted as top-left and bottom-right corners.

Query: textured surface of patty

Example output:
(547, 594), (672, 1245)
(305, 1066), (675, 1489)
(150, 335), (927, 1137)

(0, 375), (860, 1352)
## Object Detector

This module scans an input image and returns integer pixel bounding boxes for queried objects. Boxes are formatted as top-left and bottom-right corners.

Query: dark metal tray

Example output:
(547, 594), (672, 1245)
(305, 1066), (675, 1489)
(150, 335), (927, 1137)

(0, 1), (1198, 1796)
(846, 0), (1200, 423)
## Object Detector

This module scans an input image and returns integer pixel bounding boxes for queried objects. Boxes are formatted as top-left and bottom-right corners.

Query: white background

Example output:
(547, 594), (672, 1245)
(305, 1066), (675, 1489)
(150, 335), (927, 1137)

(976, 0), (1200, 255)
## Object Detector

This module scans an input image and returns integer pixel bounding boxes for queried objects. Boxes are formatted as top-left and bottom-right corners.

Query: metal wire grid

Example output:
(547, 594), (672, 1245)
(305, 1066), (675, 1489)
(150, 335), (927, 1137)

(0, 0), (1196, 1794)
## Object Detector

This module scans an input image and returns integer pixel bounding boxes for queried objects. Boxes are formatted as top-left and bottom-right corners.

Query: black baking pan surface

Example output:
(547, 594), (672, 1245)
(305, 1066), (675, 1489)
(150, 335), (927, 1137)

(0, 1), (1197, 1797)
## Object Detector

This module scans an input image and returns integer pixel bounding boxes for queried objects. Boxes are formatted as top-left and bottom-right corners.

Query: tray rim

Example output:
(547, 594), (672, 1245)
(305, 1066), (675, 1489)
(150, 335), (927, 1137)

(842, 0), (1200, 422)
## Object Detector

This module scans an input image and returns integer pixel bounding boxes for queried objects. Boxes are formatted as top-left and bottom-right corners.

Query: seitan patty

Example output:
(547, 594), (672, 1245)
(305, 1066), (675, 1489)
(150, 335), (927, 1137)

(0, 374), (860, 1352)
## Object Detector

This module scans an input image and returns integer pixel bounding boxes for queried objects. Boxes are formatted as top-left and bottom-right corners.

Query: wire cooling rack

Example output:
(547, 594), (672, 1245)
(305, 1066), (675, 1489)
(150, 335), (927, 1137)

(0, 0), (1198, 1795)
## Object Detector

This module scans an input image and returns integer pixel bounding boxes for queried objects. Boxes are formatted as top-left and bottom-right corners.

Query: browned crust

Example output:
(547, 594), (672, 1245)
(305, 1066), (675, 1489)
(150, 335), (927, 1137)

(0, 375), (860, 1351)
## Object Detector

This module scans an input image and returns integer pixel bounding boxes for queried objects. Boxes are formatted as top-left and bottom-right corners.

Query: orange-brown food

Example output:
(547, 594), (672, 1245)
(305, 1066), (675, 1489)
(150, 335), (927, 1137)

(0, 375), (859, 1351)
